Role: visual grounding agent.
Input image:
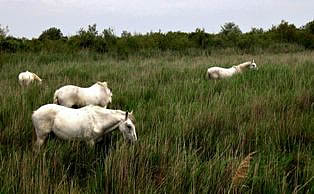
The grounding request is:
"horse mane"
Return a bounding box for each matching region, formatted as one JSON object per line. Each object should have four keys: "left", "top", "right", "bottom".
{"left": 112, "top": 109, "right": 136, "bottom": 123}
{"left": 237, "top": 61, "right": 251, "bottom": 68}
{"left": 96, "top": 81, "right": 108, "bottom": 88}
{"left": 86, "top": 105, "right": 135, "bottom": 123}
{"left": 128, "top": 112, "right": 136, "bottom": 123}
{"left": 110, "top": 109, "right": 136, "bottom": 123}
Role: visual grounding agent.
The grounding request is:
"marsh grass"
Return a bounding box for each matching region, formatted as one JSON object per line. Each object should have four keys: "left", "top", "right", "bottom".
{"left": 0, "top": 51, "right": 313, "bottom": 193}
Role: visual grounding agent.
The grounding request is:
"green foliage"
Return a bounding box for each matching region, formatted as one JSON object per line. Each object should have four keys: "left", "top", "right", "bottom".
{"left": 0, "top": 37, "right": 30, "bottom": 52}
{"left": 269, "top": 20, "right": 298, "bottom": 43}
{"left": 220, "top": 22, "right": 242, "bottom": 36}
{"left": 189, "top": 28, "right": 211, "bottom": 49}
{"left": 38, "top": 27, "right": 63, "bottom": 41}
{"left": 1, "top": 20, "right": 314, "bottom": 55}
{"left": 0, "top": 24, "right": 9, "bottom": 39}
{"left": 219, "top": 22, "right": 242, "bottom": 47}
{"left": 76, "top": 24, "right": 98, "bottom": 49}
{"left": 101, "top": 28, "right": 117, "bottom": 52}
{"left": 304, "top": 20, "right": 314, "bottom": 34}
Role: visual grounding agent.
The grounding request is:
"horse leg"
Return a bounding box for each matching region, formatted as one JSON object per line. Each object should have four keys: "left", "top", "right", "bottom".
{"left": 34, "top": 133, "right": 48, "bottom": 152}
{"left": 208, "top": 73, "right": 212, "bottom": 80}
{"left": 32, "top": 122, "right": 50, "bottom": 152}
{"left": 19, "top": 80, "right": 23, "bottom": 87}
{"left": 22, "top": 80, "right": 28, "bottom": 87}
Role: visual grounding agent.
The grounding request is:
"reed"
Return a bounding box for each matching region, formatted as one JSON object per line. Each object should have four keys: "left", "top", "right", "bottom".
{"left": 0, "top": 51, "right": 313, "bottom": 193}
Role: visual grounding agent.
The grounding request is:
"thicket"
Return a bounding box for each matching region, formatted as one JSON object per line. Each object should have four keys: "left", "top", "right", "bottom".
{"left": 1, "top": 20, "right": 314, "bottom": 56}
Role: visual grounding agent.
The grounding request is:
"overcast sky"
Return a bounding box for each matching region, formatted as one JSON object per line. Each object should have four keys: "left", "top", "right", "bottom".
{"left": 1, "top": 0, "right": 313, "bottom": 38}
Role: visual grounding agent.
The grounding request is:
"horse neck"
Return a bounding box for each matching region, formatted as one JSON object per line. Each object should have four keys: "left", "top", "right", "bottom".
{"left": 92, "top": 108, "right": 126, "bottom": 134}
{"left": 89, "top": 83, "right": 99, "bottom": 89}
{"left": 91, "top": 83, "right": 110, "bottom": 95}
{"left": 103, "top": 120, "right": 123, "bottom": 135}
{"left": 235, "top": 62, "right": 251, "bottom": 72}
{"left": 32, "top": 73, "right": 42, "bottom": 81}
{"left": 105, "top": 112, "right": 128, "bottom": 135}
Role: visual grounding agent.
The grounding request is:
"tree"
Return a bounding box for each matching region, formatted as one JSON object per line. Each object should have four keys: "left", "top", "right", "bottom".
{"left": 101, "top": 28, "right": 117, "bottom": 51}
{"left": 249, "top": 27, "right": 263, "bottom": 34}
{"left": 121, "top": 30, "right": 131, "bottom": 38}
{"left": 0, "top": 25, "right": 9, "bottom": 39}
{"left": 219, "top": 22, "right": 242, "bottom": 47}
{"left": 272, "top": 20, "right": 297, "bottom": 43}
{"left": 299, "top": 20, "right": 314, "bottom": 49}
{"left": 304, "top": 20, "right": 314, "bottom": 34}
{"left": 102, "top": 28, "right": 115, "bottom": 39}
{"left": 76, "top": 24, "right": 98, "bottom": 49}
{"left": 38, "top": 27, "right": 63, "bottom": 40}
{"left": 268, "top": 20, "right": 298, "bottom": 43}
{"left": 189, "top": 28, "right": 209, "bottom": 49}
{"left": 220, "top": 22, "right": 242, "bottom": 36}
{"left": 86, "top": 24, "right": 98, "bottom": 36}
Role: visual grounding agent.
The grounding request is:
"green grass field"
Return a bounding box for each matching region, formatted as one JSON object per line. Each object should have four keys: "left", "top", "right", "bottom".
{"left": 0, "top": 51, "right": 313, "bottom": 193}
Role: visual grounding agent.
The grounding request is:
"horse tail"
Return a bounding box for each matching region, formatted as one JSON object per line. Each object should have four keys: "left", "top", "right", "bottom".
{"left": 207, "top": 69, "right": 212, "bottom": 79}
{"left": 32, "top": 105, "right": 58, "bottom": 150}
{"left": 207, "top": 68, "right": 220, "bottom": 80}
{"left": 207, "top": 71, "right": 211, "bottom": 79}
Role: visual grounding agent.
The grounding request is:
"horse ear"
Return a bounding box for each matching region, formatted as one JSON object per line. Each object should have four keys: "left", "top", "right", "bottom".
{"left": 96, "top": 81, "right": 107, "bottom": 88}
{"left": 125, "top": 112, "right": 128, "bottom": 121}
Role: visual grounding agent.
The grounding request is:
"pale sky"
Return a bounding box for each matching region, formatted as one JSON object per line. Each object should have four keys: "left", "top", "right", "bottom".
{"left": 1, "top": 0, "right": 313, "bottom": 38}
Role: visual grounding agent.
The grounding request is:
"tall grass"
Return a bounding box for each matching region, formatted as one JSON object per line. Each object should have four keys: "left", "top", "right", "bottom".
{"left": 0, "top": 51, "right": 313, "bottom": 193}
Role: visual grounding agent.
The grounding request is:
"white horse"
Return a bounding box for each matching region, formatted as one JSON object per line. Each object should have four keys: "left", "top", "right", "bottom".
{"left": 53, "top": 81, "right": 112, "bottom": 108}
{"left": 18, "top": 71, "right": 42, "bottom": 86}
{"left": 32, "top": 104, "right": 137, "bottom": 149}
{"left": 207, "top": 60, "right": 257, "bottom": 79}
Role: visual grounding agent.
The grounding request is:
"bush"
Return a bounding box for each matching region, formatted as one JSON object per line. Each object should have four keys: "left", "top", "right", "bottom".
{"left": 38, "top": 27, "right": 63, "bottom": 41}
{"left": 1, "top": 20, "right": 314, "bottom": 54}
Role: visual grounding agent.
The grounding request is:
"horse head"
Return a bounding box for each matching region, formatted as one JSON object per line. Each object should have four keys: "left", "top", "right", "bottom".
{"left": 249, "top": 59, "right": 258, "bottom": 70}
{"left": 119, "top": 111, "right": 137, "bottom": 143}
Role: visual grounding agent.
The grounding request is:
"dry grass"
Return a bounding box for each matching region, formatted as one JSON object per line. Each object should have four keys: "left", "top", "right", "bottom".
{"left": 232, "top": 151, "right": 257, "bottom": 187}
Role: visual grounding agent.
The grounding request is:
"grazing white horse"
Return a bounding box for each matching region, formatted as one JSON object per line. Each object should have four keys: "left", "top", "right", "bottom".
{"left": 18, "top": 71, "right": 42, "bottom": 86}
{"left": 53, "top": 81, "right": 112, "bottom": 108}
{"left": 32, "top": 104, "right": 137, "bottom": 149}
{"left": 207, "top": 60, "right": 257, "bottom": 79}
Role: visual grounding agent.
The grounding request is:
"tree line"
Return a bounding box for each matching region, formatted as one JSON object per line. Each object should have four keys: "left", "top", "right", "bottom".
{"left": 1, "top": 20, "right": 314, "bottom": 57}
